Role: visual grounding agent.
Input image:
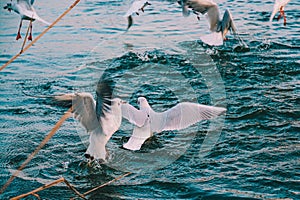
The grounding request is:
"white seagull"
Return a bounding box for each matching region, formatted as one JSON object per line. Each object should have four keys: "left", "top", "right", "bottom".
{"left": 55, "top": 92, "right": 125, "bottom": 162}
{"left": 269, "top": 0, "right": 290, "bottom": 26}
{"left": 123, "top": 97, "right": 227, "bottom": 151}
{"left": 179, "top": 0, "right": 237, "bottom": 46}
{"left": 124, "top": 0, "right": 151, "bottom": 30}
{"left": 3, "top": 0, "right": 50, "bottom": 41}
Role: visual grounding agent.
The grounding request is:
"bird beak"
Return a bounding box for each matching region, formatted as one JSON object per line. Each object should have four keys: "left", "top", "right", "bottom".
{"left": 121, "top": 100, "right": 127, "bottom": 104}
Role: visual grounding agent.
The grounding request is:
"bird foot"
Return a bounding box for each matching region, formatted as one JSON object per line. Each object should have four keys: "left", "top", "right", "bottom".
{"left": 84, "top": 153, "right": 94, "bottom": 161}
{"left": 16, "top": 32, "right": 22, "bottom": 40}
{"left": 28, "top": 34, "right": 32, "bottom": 41}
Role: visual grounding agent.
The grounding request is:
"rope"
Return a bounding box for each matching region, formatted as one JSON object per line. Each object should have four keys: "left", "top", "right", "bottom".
{"left": 0, "top": 107, "right": 73, "bottom": 194}
{"left": 20, "top": 19, "right": 32, "bottom": 53}
{"left": 70, "top": 172, "right": 132, "bottom": 200}
{"left": 0, "top": 0, "right": 81, "bottom": 72}
{"left": 10, "top": 177, "right": 87, "bottom": 200}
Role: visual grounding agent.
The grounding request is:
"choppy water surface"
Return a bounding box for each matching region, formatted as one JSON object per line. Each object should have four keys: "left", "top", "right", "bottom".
{"left": 0, "top": 0, "right": 299, "bottom": 199}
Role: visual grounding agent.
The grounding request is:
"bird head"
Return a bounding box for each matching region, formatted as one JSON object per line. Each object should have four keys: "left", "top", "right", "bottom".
{"left": 137, "top": 97, "right": 150, "bottom": 109}
{"left": 112, "top": 98, "right": 126, "bottom": 107}
{"left": 3, "top": 3, "right": 12, "bottom": 12}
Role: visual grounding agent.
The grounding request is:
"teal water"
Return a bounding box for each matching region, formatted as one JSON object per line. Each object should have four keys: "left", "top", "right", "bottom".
{"left": 0, "top": 0, "right": 299, "bottom": 199}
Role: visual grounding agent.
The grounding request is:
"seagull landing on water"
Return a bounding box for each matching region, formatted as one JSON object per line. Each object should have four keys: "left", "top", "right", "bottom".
{"left": 124, "top": 0, "right": 151, "bottom": 30}
{"left": 123, "top": 97, "right": 226, "bottom": 151}
{"left": 269, "top": 0, "right": 290, "bottom": 26}
{"left": 3, "top": 0, "right": 50, "bottom": 41}
{"left": 55, "top": 93, "right": 126, "bottom": 162}
{"left": 179, "top": 0, "right": 237, "bottom": 46}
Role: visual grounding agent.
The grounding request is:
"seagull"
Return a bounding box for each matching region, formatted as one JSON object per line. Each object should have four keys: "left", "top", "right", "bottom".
{"left": 55, "top": 92, "right": 125, "bottom": 162}
{"left": 54, "top": 79, "right": 147, "bottom": 162}
{"left": 124, "top": 0, "right": 151, "bottom": 30}
{"left": 123, "top": 97, "right": 227, "bottom": 151}
{"left": 179, "top": 0, "right": 237, "bottom": 46}
{"left": 269, "top": 0, "right": 290, "bottom": 26}
{"left": 3, "top": 0, "right": 50, "bottom": 41}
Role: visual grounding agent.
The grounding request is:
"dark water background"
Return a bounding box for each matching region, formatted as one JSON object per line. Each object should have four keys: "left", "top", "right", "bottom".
{"left": 0, "top": 0, "right": 299, "bottom": 199}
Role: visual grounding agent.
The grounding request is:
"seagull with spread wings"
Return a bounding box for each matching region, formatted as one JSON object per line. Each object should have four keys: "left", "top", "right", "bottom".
{"left": 56, "top": 93, "right": 125, "bottom": 162}
{"left": 3, "top": 0, "right": 50, "bottom": 41}
{"left": 269, "top": 0, "right": 290, "bottom": 26}
{"left": 54, "top": 80, "right": 146, "bottom": 162}
{"left": 123, "top": 97, "right": 226, "bottom": 151}
{"left": 179, "top": 0, "right": 237, "bottom": 46}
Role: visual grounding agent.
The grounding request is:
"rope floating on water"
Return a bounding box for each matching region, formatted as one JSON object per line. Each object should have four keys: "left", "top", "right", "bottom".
{"left": 10, "top": 172, "right": 132, "bottom": 200}
{"left": 0, "top": 0, "right": 81, "bottom": 72}
{"left": 10, "top": 177, "right": 86, "bottom": 200}
{"left": 0, "top": 107, "right": 73, "bottom": 194}
{"left": 70, "top": 172, "right": 132, "bottom": 200}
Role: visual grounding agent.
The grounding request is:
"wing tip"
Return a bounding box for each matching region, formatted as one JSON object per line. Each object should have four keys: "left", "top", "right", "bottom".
{"left": 200, "top": 32, "right": 224, "bottom": 46}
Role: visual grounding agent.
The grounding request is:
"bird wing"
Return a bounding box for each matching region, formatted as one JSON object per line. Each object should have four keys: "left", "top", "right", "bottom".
{"left": 55, "top": 93, "right": 100, "bottom": 132}
{"left": 200, "top": 31, "right": 223, "bottom": 46}
{"left": 17, "top": 2, "right": 50, "bottom": 25}
{"left": 220, "top": 9, "right": 236, "bottom": 35}
{"left": 18, "top": 0, "right": 34, "bottom": 11}
{"left": 123, "top": 119, "right": 151, "bottom": 151}
{"left": 178, "top": 0, "right": 190, "bottom": 16}
{"left": 124, "top": 0, "right": 148, "bottom": 17}
{"left": 186, "top": 0, "right": 220, "bottom": 31}
{"left": 18, "top": 0, "right": 35, "bottom": 5}
{"left": 121, "top": 103, "right": 148, "bottom": 127}
{"left": 150, "top": 102, "right": 226, "bottom": 133}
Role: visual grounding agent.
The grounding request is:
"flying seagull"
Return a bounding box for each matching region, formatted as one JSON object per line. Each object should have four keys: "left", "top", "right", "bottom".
{"left": 123, "top": 97, "right": 226, "bottom": 151}
{"left": 269, "top": 0, "right": 290, "bottom": 26}
{"left": 124, "top": 0, "right": 151, "bottom": 30}
{"left": 179, "top": 0, "right": 237, "bottom": 46}
{"left": 3, "top": 0, "right": 50, "bottom": 41}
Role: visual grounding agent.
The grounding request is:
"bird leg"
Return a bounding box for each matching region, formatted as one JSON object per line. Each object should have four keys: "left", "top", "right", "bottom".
{"left": 283, "top": 11, "right": 287, "bottom": 26}
{"left": 16, "top": 20, "right": 22, "bottom": 40}
{"left": 277, "top": 6, "right": 284, "bottom": 21}
{"left": 277, "top": 7, "right": 287, "bottom": 26}
{"left": 28, "top": 21, "right": 33, "bottom": 41}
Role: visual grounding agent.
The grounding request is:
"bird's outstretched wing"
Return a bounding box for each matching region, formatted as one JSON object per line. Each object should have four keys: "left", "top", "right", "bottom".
{"left": 151, "top": 102, "right": 226, "bottom": 133}
{"left": 55, "top": 93, "right": 99, "bottom": 132}
{"left": 185, "top": 0, "right": 220, "bottom": 31}
{"left": 121, "top": 103, "right": 148, "bottom": 127}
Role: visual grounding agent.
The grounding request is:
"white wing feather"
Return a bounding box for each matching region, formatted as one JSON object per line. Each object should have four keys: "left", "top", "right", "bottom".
{"left": 124, "top": 0, "right": 148, "bottom": 17}
{"left": 121, "top": 103, "right": 148, "bottom": 127}
{"left": 200, "top": 31, "right": 223, "bottom": 46}
{"left": 151, "top": 102, "right": 226, "bottom": 133}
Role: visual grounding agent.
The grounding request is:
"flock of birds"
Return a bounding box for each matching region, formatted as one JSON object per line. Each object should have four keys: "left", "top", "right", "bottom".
{"left": 4, "top": 0, "right": 291, "bottom": 45}
{"left": 3, "top": 0, "right": 292, "bottom": 162}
